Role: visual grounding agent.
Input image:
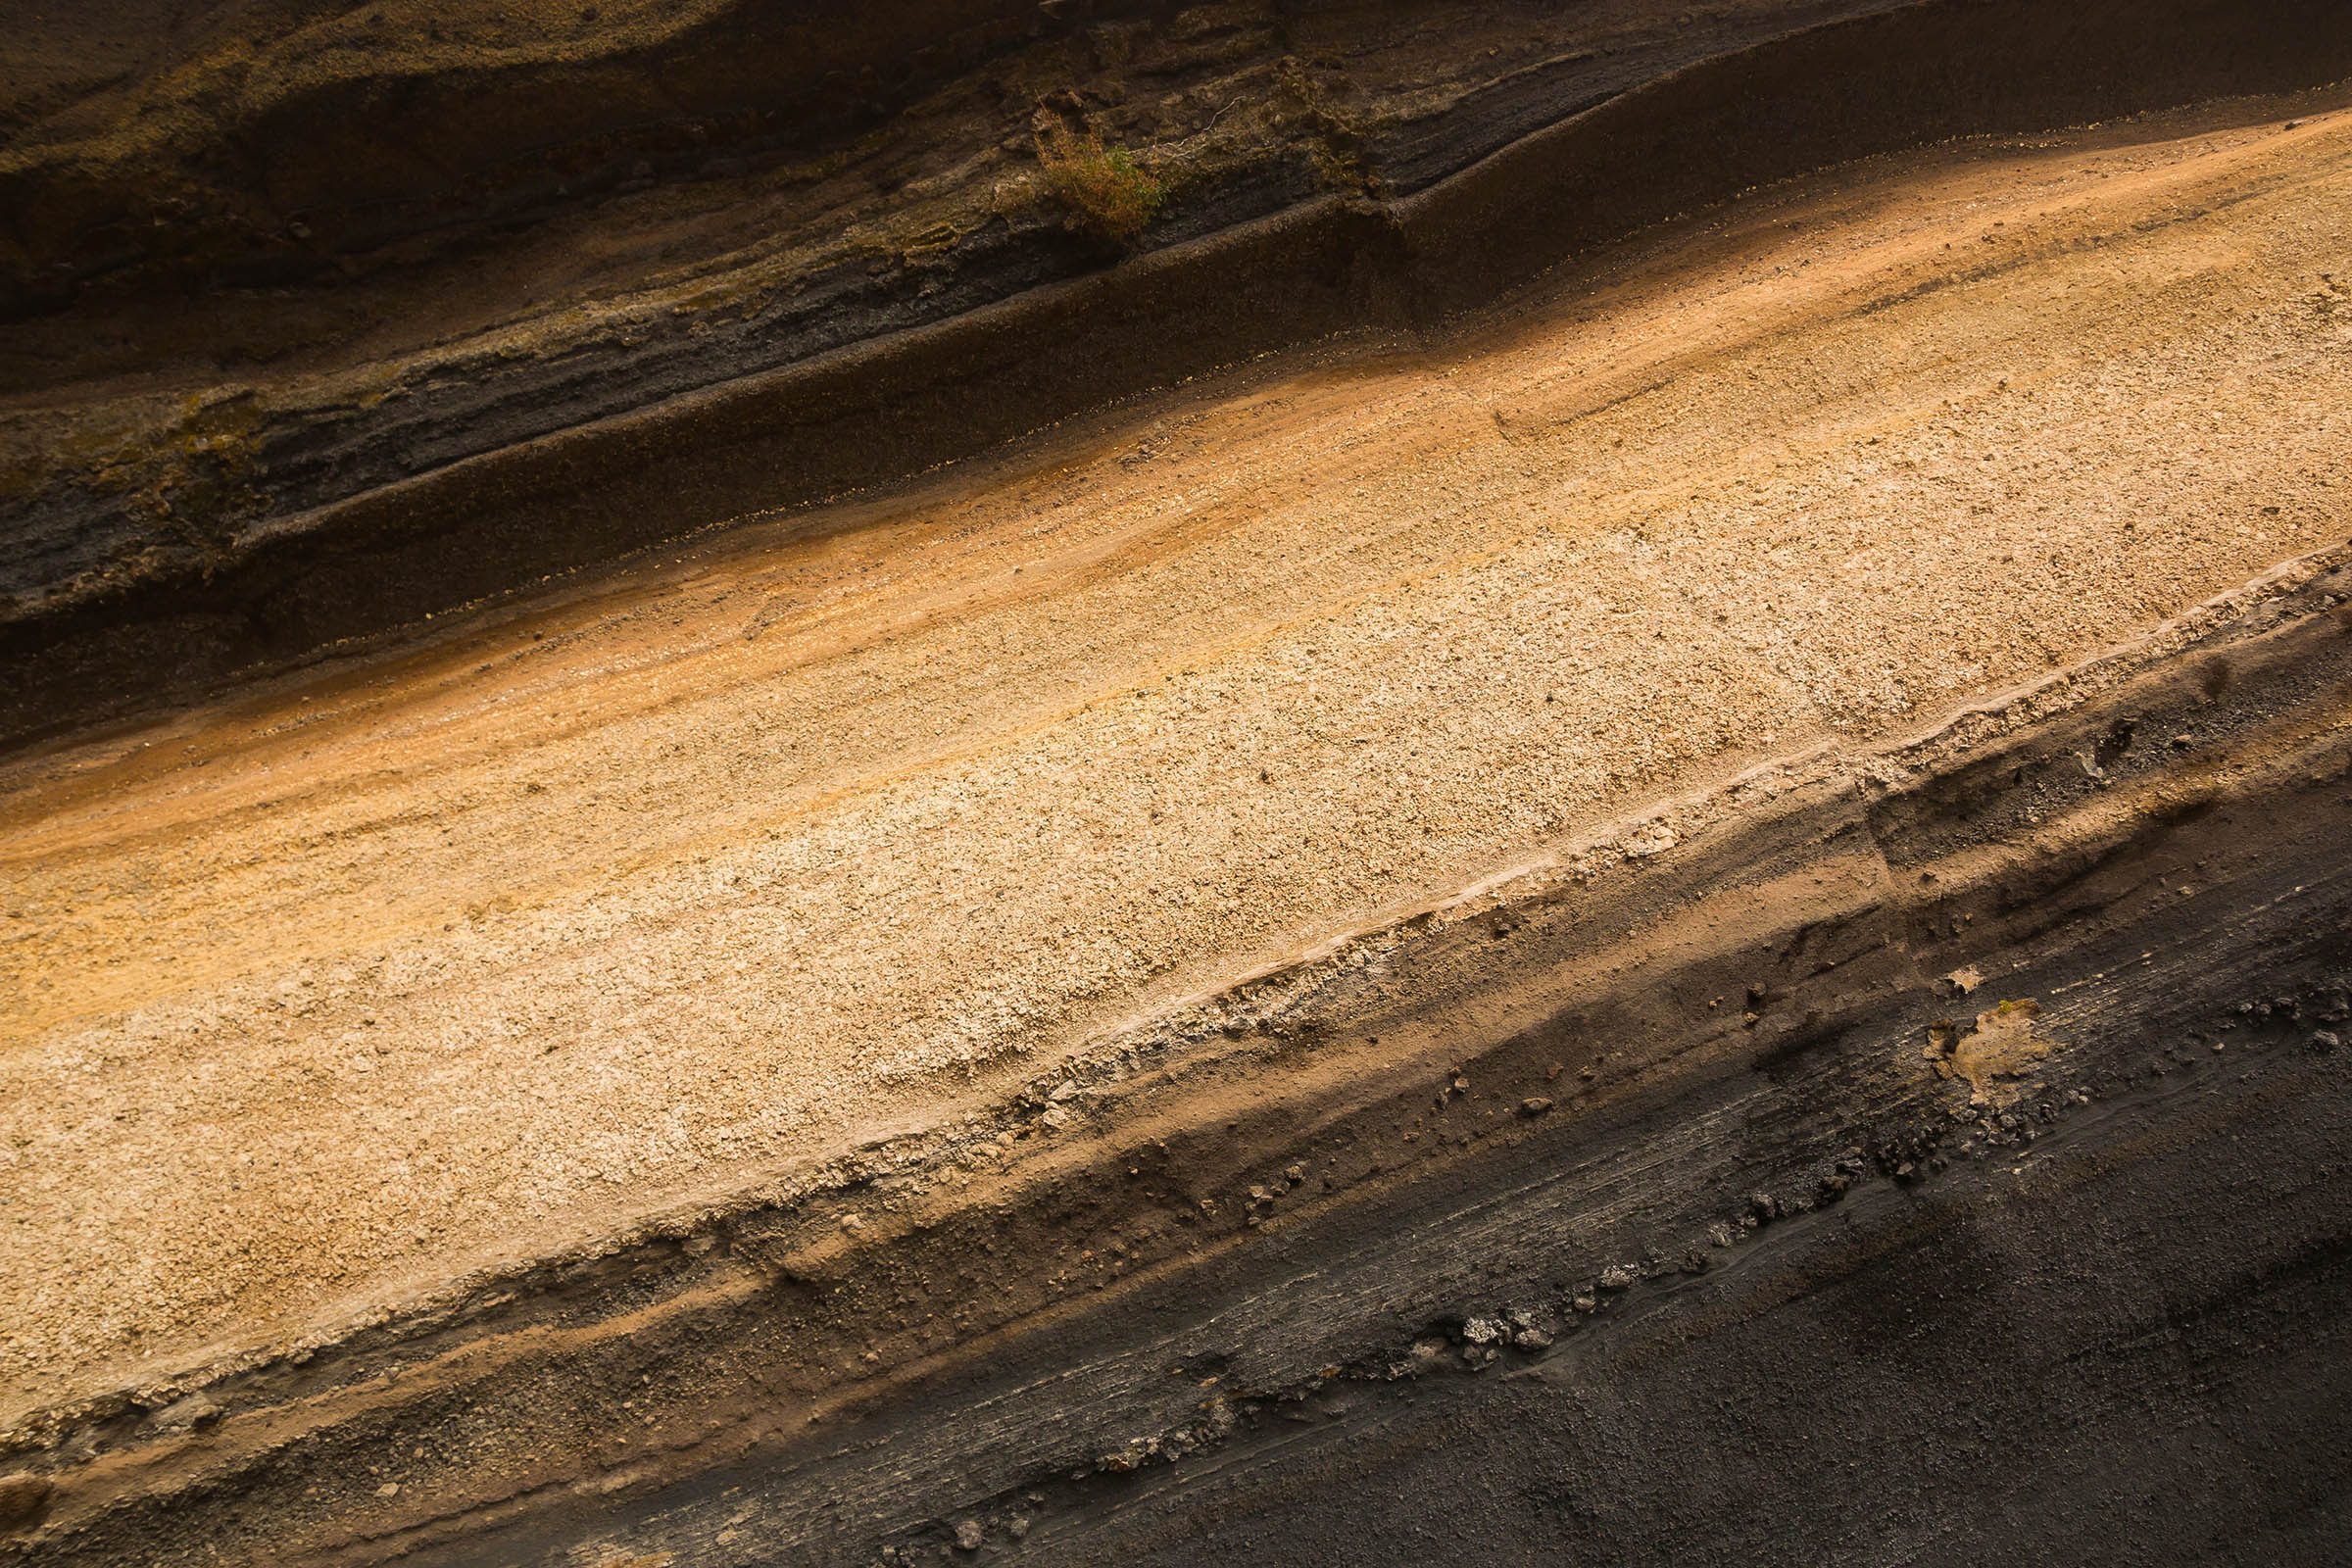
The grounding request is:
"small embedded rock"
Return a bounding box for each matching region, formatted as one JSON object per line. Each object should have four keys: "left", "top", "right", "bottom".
{"left": 1462, "top": 1316, "right": 1509, "bottom": 1346}
{"left": 155, "top": 1393, "right": 220, "bottom": 1431}
{"left": 1519, "top": 1097, "right": 1554, "bottom": 1116}
{"left": 2313, "top": 1029, "right": 2341, "bottom": 1054}
{"left": 955, "top": 1517, "right": 984, "bottom": 1551}
{"left": 1391, "top": 1336, "right": 1450, "bottom": 1378}
{"left": 1598, "top": 1263, "right": 1639, "bottom": 1291}
{"left": 0, "top": 1473, "right": 53, "bottom": 1528}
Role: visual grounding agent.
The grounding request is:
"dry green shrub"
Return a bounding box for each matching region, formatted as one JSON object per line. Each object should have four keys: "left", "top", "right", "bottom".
{"left": 1034, "top": 121, "right": 1166, "bottom": 245}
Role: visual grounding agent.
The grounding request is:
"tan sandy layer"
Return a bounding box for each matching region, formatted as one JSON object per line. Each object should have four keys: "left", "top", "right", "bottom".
{"left": 3, "top": 105, "right": 2349, "bottom": 1419}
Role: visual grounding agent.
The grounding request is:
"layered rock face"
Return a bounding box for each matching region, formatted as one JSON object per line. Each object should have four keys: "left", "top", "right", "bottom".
{"left": 3, "top": 4, "right": 2352, "bottom": 1566}
{"left": 6, "top": 0, "right": 2352, "bottom": 741}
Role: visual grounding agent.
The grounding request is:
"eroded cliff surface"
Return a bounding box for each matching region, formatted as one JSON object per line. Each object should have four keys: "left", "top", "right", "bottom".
{"left": 2, "top": 6, "right": 2351, "bottom": 1565}
{"left": 5, "top": 0, "right": 2352, "bottom": 743}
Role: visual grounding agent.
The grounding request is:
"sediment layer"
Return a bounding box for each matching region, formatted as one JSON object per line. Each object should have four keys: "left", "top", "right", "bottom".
{"left": 8, "top": 95, "right": 2350, "bottom": 1436}
{"left": 5, "top": 0, "right": 2351, "bottom": 744}
{"left": 7, "top": 531, "right": 2348, "bottom": 1566}
{"left": 6, "top": 11, "right": 2352, "bottom": 1564}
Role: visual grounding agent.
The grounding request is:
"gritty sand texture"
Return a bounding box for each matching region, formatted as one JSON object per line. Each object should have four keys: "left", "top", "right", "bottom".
{"left": 3, "top": 106, "right": 2349, "bottom": 1418}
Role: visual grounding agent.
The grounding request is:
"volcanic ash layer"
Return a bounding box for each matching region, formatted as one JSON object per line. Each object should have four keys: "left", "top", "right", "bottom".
{"left": 10, "top": 555, "right": 2352, "bottom": 1565}
{"left": 7, "top": 0, "right": 2352, "bottom": 743}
